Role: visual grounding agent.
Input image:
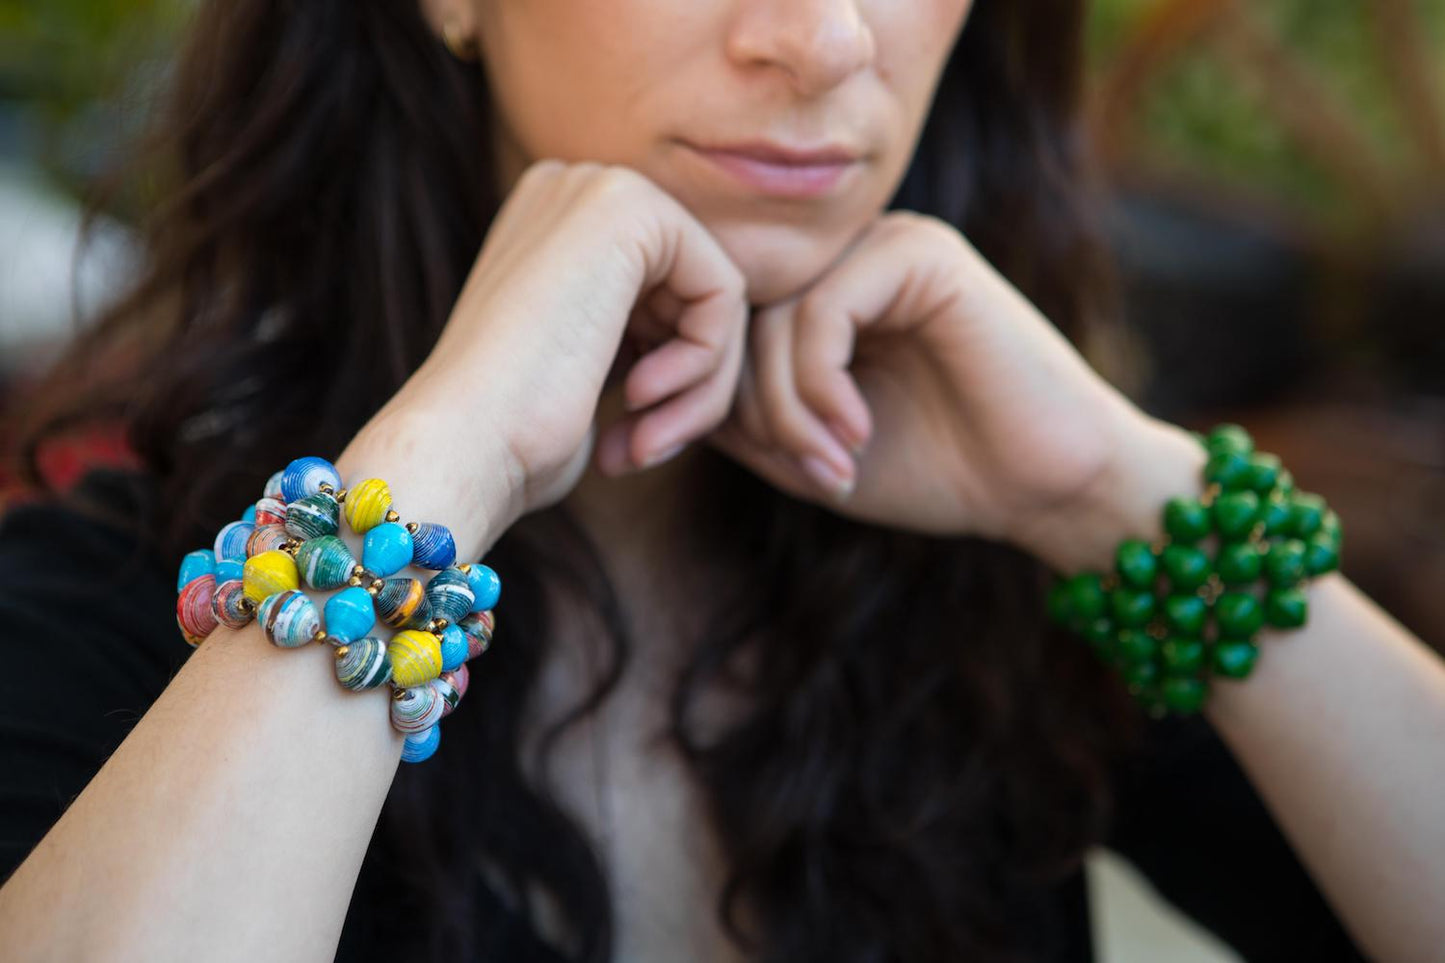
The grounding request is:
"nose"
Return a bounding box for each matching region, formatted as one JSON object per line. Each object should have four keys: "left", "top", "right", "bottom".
{"left": 727, "top": 0, "right": 877, "bottom": 97}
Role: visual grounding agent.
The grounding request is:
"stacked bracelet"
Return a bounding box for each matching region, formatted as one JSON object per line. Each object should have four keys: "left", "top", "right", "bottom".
{"left": 1046, "top": 423, "right": 1343, "bottom": 717}
{"left": 174, "top": 456, "right": 501, "bottom": 764}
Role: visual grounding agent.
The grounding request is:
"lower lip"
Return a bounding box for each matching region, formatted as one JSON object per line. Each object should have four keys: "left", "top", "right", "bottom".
{"left": 687, "top": 147, "right": 858, "bottom": 198}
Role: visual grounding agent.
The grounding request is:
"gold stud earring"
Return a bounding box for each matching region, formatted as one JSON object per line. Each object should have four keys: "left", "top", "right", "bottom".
{"left": 442, "top": 21, "right": 477, "bottom": 61}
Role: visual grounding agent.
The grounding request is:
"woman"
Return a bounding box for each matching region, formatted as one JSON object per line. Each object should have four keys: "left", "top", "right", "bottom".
{"left": 0, "top": 0, "right": 1440, "bottom": 960}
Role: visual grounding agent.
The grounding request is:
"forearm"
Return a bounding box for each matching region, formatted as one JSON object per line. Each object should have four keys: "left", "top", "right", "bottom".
{"left": 1022, "top": 413, "right": 1445, "bottom": 961}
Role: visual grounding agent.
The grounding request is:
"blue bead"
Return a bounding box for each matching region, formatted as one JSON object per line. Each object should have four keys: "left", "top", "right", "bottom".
{"left": 177, "top": 549, "right": 216, "bottom": 592}
{"left": 323, "top": 586, "right": 376, "bottom": 644}
{"left": 280, "top": 456, "right": 342, "bottom": 504}
{"left": 410, "top": 522, "right": 456, "bottom": 570}
{"left": 241, "top": 503, "right": 257, "bottom": 524}
{"left": 466, "top": 563, "right": 501, "bottom": 612}
{"left": 215, "top": 558, "right": 245, "bottom": 583}
{"left": 439, "top": 624, "right": 468, "bottom": 673}
{"left": 363, "top": 522, "right": 413, "bottom": 578}
{"left": 400, "top": 723, "right": 441, "bottom": 764}
{"left": 214, "top": 520, "right": 255, "bottom": 561}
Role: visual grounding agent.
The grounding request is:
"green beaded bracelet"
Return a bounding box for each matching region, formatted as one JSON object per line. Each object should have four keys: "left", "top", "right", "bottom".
{"left": 1046, "top": 423, "right": 1343, "bottom": 717}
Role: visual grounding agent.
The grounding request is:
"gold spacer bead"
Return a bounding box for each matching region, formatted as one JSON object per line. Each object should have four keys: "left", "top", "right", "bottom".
{"left": 426, "top": 618, "right": 450, "bottom": 634}
{"left": 318, "top": 482, "right": 336, "bottom": 497}
{"left": 405, "top": 521, "right": 419, "bottom": 534}
{"left": 392, "top": 686, "right": 407, "bottom": 700}
{"left": 335, "top": 645, "right": 350, "bottom": 658}
{"left": 335, "top": 487, "right": 348, "bottom": 503}
{"left": 385, "top": 509, "right": 401, "bottom": 524}
{"left": 313, "top": 629, "right": 329, "bottom": 644}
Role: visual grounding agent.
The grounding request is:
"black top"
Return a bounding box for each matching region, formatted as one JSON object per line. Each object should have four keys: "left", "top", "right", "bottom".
{"left": 0, "top": 469, "right": 1367, "bottom": 961}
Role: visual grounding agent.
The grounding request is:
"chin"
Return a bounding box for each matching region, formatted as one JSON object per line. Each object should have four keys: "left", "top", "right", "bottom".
{"left": 703, "top": 218, "right": 863, "bottom": 307}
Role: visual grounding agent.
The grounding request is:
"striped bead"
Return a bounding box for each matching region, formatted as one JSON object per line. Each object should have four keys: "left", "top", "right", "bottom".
{"left": 324, "top": 586, "right": 376, "bottom": 644}
{"left": 214, "top": 521, "right": 255, "bottom": 561}
{"left": 177, "top": 549, "right": 215, "bottom": 592}
{"left": 334, "top": 637, "right": 392, "bottom": 691}
{"left": 438, "top": 623, "right": 468, "bottom": 673}
{"left": 295, "top": 535, "right": 358, "bottom": 591}
{"left": 431, "top": 672, "right": 463, "bottom": 718}
{"left": 177, "top": 574, "right": 218, "bottom": 644}
{"left": 362, "top": 522, "right": 412, "bottom": 578}
{"left": 390, "top": 684, "right": 446, "bottom": 734}
{"left": 424, "top": 567, "right": 474, "bottom": 624}
{"left": 375, "top": 578, "right": 430, "bottom": 630}
{"left": 441, "top": 662, "right": 469, "bottom": 703}
{"left": 400, "top": 724, "right": 441, "bottom": 764}
{"left": 280, "top": 456, "right": 342, "bottom": 504}
{"left": 387, "top": 630, "right": 443, "bottom": 688}
{"left": 408, "top": 522, "right": 456, "bottom": 570}
{"left": 259, "top": 590, "right": 321, "bottom": 648}
{"left": 263, "top": 469, "right": 285, "bottom": 500}
{"left": 254, "top": 496, "right": 287, "bottom": 527}
{"left": 243, "top": 549, "right": 300, "bottom": 604}
{"left": 285, "top": 492, "right": 340, "bottom": 541}
{"left": 464, "top": 563, "right": 501, "bottom": 612}
{"left": 211, "top": 578, "right": 254, "bottom": 629}
{"left": 245, "top": 523, "right": 291, "bottom": 557}
{"left": 343, "top": 478, "right": 392, "bottom": 533}
{"left": 458, "top": 610, "right": 494, "bottom": 659}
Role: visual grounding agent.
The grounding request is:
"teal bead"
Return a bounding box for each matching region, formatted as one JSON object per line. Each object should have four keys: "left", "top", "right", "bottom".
{"left": 1115, "top": 540, "right": 1159, "bottom": 590}
{"left": 1063, "top": 573, "right": 1108, "bottom": 624}
{"left": 1265, "top": 586, "right": 1309, "bottom": 628}
{"left": 1160, "top": 637, "right": 1205, "bottom": 674}
{"left": 1212, "top": 490, "right": 1260, "bottom": 542}
{"left": 1205, "top": 449, "right": 1253, "bottom": 492}
{"left": 177, "top": 549, "right": 216, "bottom": 592}
{"left": 1205, "top": 423, "right": 1253, "bottom": 456}
{"left": 1163, "top": 497, "right": 1211, "bottom": 543}
{"left": 424, "top": 567, "right": 474, "bottom": 625}
{"left": 1263, "top": 539, "right": 1307, "bottom": 585}
{"left": 1244, "top": 451, "right": 1282, "bottom": 493}
{"left": 324, "top": 586, "right": 377, "bottom": 644}
{"left": 295, "top": 534, "right": 358, "bottom": 590}
{"left": 1110, "top": 588, "right": 1156, "bottom": 627}
{"left": 216, "top": 558, "right": 244, "bottom": 584}
{"left": 1161, "top": 543, "right": 1211, "bottom": 591}
{"left": 1288, "top": 492, "right": 1327, "bottom": 539}
{"left": 1303, "top": 533, "right": 1340, "bottom": 576}
{"left": 285, "top": 492, "right": 340, "bottom": 541}
{"left": 1162, "top": 675, "right": 1209, "bottom": 714}
{"left": 465, "top": 563, "right": 501, "bottom": 612}
{"left": 1259, "top": 493, "right": 1294, "bottom": 537}
{"left": 1122, "top": 659, "right": 1159, "bottom": 690}
{"left": 439, "top": 624, "right": 469, "bottom": 672}
{"left": 1212, "top": 638, "right": 1259, "bottom": 679}
{"left": 1116, "top": 628, "right": 1157, "bottom": 663}
{"left": 1216, "top": 591, "right": 1265, "bottom": 637}
{"left": 1215, "top": 542, "right": 1263, "bottom": 585}
{"left": 400, "top": 723, "right": 441, "bottom": 764}
{"left": 1163, "top": 595, "right": 1208, "bottom": 635}
{"left": 362, "top": 522, "right": 414, "bottom": 578}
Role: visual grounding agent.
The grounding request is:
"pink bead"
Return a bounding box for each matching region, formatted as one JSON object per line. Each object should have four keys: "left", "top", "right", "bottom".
{"left": 177, "top": 574, "right": 218, "bottom": 642}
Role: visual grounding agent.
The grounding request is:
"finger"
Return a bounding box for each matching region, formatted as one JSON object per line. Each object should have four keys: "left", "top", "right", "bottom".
{"left": 791, "top": 299, "right": 873, "bottom": 455}
{"left": 752, "top": 304, "right": 856, "bottom": 488}
{"left": 731, "top": 350, "right": 774, "bottom": 448}
{"left": 623, "top": 337, "right": 719, "bottom": 413}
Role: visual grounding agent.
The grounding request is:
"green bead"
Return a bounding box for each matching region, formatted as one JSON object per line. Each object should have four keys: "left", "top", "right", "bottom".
{"left": 1161, "top": 637, "right": 1205, "bottom": 674}
{"left": 1206, "top": 423, "right": 1253, "bottom": 457}
{"left": 1288, "top": 492, "right": 1327, "bottom": 539}
{"left": 1275, "top": 468, "right": 1296, "bottom": 496}
{"left": 1122, "top": 659, "right": 1160, "bottom": 690}
{"left": 1188, "top": 429, "right": 1208, "bottom": 448}
{"left": 1215, "top": 542, "right": 1263, "bottom": 585}
{"left": 1162, "top": 675, "right": 1209, "bottom": 714}
{"left": 1263, "top": 539, "right": 1307, "bottom": 585}
{"left": 1212, "top": 490, "right": 1261, "bottom": 542}
{"left": 1161, "top": 543, "right": 1211, "bottom": 591}
{"left": 1244, "top": 451, "right": 1282, "bottom": 493}
{"left": 1163, "top": 594, "right": 1208, "bottom": 635}
{"left": 1110, "top": 588, "right": 1157, "bottom": 627}
{"left": 1259, "top": 493, "right": 1294, "bottom": 537}
{"left": 1046, "top": 581, "right": 1073, "bottom": 626}
{"left": 1082, "top": 617, "right": 1116, "bottom": 647}
{"left": 1116, "top": 628, "right": 1157, "bottom": 663}
{"left": 1216, "top": 591, "right": 1265, "bottom": 637}
{"left": 1319, "top": 509, "right": 1342, "bottom": 544}
{"left": 1063, "top": 573, "right": 1108, "bottom": 623}
{"left": 1205, "top": 450, "right": 1253, "bottom": 492}
{"left": 1212, "top": 639, "right": 1259, "bottom": 679}
{"left": 1164, "top": 497, "right": 1211, "bottom": 544}
{"left": 1265, "top": 586, "right": 1309, "bottom": 628}
{"left": 1303, "top": 533, "right": 1340, "bottom": 576}
{"left": 1115, "top": 539, "right": 1159, "bottom": 590}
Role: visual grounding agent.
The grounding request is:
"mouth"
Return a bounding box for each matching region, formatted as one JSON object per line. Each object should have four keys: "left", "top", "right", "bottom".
{"left": 680, "top": 141, "right": 862, "bottom": 199}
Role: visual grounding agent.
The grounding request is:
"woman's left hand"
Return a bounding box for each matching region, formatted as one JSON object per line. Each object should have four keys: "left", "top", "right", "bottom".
{"left": 671, "top": 211, "right": 1169, "bottom": 561}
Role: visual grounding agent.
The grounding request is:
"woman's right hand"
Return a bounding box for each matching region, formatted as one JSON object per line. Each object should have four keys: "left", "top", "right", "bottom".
{"left": 361, "top": 159, "right": 749, "bottom": 548}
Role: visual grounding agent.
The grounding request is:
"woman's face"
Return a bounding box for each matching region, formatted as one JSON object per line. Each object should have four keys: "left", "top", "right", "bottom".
{"left": 443, "top": 0, "right": 974, "bottom": 305}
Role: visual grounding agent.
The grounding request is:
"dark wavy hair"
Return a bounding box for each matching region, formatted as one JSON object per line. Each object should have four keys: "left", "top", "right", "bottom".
{"left": 16, "top": 0, "right": 1142, "bottom": 959}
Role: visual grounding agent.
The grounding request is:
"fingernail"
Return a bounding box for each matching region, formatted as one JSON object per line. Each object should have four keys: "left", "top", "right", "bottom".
{"left": 641, "top": 442, "right": 684, "bottom": 469}
{"left": 799, "top": 453, "right": 854, "bottom": 500}
{"left": 826, "top": 417, "right": 866, "bottom": 456}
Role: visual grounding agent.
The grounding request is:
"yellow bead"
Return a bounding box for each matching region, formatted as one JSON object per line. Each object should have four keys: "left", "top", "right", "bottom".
{"left": 387, "top": 630, "right": 443, "bottom": 688}
{"left": 243, "top": 550, "right": 300, "bottom": 604}
{"left": 343, "top": 478, "right": 393, "bottom": 533}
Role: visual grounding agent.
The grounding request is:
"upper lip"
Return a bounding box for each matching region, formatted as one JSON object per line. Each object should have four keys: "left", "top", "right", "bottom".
{"left": 687, "top": 139, "right": 861, "bottom": 165}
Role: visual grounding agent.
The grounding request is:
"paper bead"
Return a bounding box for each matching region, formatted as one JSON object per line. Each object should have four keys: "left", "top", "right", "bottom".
{"left": 243, "top": 549, "right": 300, "bottom": 604}
{"left": 424, "top": 567, "right": 474, "bottom": 624}
{"left": 431, "top": 672, "right": 463, "bottom": 718}
{"left": 458, "top": 610, "right": 494, "bottom": 659}
{"left": 254, "top": 497, "right": 287, "bottom": 527}
{"left": 245, "top": 523, "right": 291, "bottom": 557}
{"left": 177, "top": 574, "right": 218, "bottom": 643}
{"left": 259, "top": 590, "right": 321, "bottom": 648}
{"left": 464, "top": 563, "right": 501, "bottom": 612}
{"left": 438, "top": 623, "right": 468, "bottom": 672}
{"left": 442, "top": 662, "right": 469, "bottom": 702}
{"left": 241, "top": 503, "right": 257, "bottom": 524}
{"left": 334, "top": 637, "right": 392, "bottom": 691}
{"left": 362, "top": 522, "right": 412, "bottom": 578}
{"left": 211, "top": 578, "right": 254, "bottom": 629}
{"left": 280, "top": 456, "right": 342, "bottom": 504}
{"left": 263, "top": 470, "right": 285, "bottom": 500}
{"left": 295, "top": 535, "right": 357, "bottom": 591}
{"left": 408, "top": 522, "right": 456, "bottom": 570}
{"left": 216, "top": 558, "right": 244, "bottom": 584}
{"left": 214, "top": 521, "right": 255, "bottom": 561}
{"left": 390, "top": 684, "right": 446, "bottom": 734}
{"left": 387, "top": 630, "right": 443, "bottom": 688}
{"left": 177, "top": 549, "right": 215, "bottom": 592}
{"left": 285, "top": 492, "right": 340, "bottom": 541}
{"left": 375, "top": 578, "right": 430, "bottom": 630}
{"left": 324, "top": 586, "right": 376, "bottom": 644}
{"left": 343, "top": 478, "right": 392, "bottom": 533}
{"left": 400, "top": 724, "right": 440, "bottom": 764}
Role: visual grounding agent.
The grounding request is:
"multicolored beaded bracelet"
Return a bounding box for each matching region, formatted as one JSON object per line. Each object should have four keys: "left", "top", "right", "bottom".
{"left": 1046, "top": 423, "right": 1343, "bottom": 717}
{"left": 174, "top": 457, "right": 502, "bottom": 763}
